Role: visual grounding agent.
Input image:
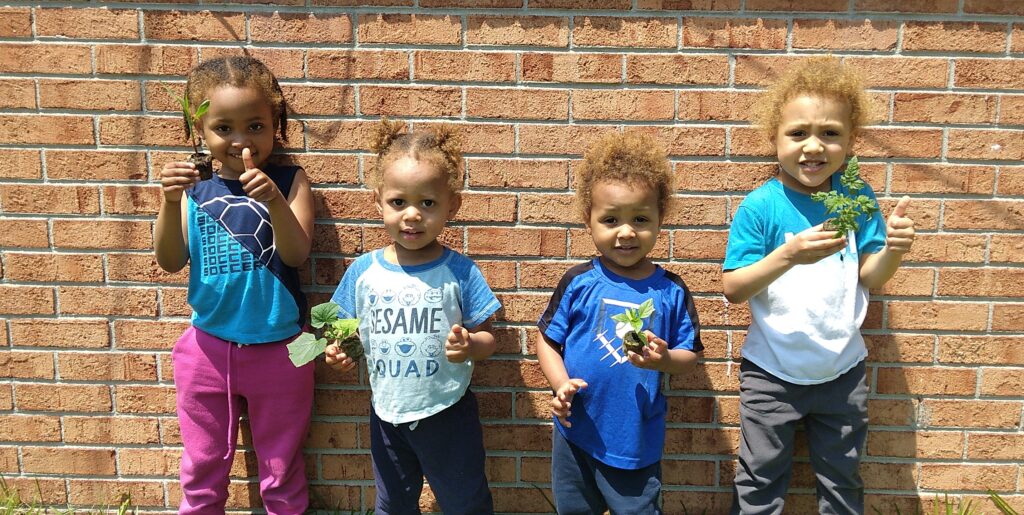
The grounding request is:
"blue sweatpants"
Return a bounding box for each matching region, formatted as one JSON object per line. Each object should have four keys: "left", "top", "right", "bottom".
{"left": 551, "top": 428, "right": 662, "bottom": 515}
{"left": 370, "top": 390, "right": 493, "bottom": 515}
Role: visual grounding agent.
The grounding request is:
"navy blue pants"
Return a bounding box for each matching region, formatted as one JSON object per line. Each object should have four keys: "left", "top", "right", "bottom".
{"left": 370, "top": 390, "right": 494, "bottom": 515}
{"left": 551, "top": 428, "right": 662, "bottom": 515}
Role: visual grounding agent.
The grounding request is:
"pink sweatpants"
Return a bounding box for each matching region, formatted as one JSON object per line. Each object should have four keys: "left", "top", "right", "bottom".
{"left": 172, "top": 326, "right": 314, "bottom": 514}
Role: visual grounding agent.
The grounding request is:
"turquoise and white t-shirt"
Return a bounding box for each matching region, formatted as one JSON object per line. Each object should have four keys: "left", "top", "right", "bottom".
{"left": 723, "top": 174, "right": 887, "bottom": 385}
{"left": 331, "top": 247, "right": 501, "bottom": 424}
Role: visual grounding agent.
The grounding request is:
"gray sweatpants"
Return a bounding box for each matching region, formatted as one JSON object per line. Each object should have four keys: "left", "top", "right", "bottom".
{"left": 730, "top": 360, "right": 869, "bottom": 515}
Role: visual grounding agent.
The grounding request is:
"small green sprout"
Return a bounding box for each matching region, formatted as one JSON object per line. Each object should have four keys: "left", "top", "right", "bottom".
{"left": 158, "top": 82, "right": 214, "bottom": 180}
{"left": 611, "top": 299, "right": 655, "bottom": 355}
{"left": 287, "top": 302, "right": 361, "bottom": 367}
{"left": 810, "top": 156, "right": 879, "bottom": 238}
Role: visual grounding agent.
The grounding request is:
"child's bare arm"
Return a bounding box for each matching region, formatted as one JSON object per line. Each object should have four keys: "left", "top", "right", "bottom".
{"left": 446, "top": 319, "right": 497, "bottom": 363}
{"left": 240, "top": 149, "right": 314, "bottom": 267}
{"left": 860, "top": 197, "right": 915, "bottom": 289}
{"left": 154, "top": 161, "right": 197, "bottom": 272}
{"left": 627, "top": 331, "right": 699, "bottom": 374}
{"left": 536, "top": 332, "right": 587, "bottom": 427}
{"left": 723, "top": 224, "right": 847, "bottom": 303}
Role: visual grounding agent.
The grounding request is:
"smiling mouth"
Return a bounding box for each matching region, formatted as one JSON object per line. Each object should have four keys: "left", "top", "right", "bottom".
{"left": 799, "top": 161, "right": 826, "bottom": 171}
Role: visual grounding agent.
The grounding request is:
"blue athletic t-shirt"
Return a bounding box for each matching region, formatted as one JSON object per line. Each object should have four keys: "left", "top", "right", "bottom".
{"left": 185, "top": 166, "right": 305, "bottom": 344}
{"left": 723, "top": 173, "right": 887, "bottom": 384}
{"left": 538, "top": 258, "right": 702, "bottom": 469}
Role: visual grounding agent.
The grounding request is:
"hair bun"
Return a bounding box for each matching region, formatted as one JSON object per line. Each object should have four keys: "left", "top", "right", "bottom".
{"left": 371, "top": 118, "right": 405, "bottom": 156}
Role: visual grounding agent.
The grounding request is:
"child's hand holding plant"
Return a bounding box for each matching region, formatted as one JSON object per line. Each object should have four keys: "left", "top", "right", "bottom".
{"left": 287, "top": 302, "right": 361, "bottom": 368}
{"left": 811, "top": 157, "right": 879, "bottom": 238}
{"left": 626, "top": 331, "right": 672, "bottom": 371}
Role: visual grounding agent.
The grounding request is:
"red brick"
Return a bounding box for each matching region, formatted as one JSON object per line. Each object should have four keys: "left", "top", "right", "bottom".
{"left": 313, "top": 189, "right": 375, "bottom": 219}
{"left": 3, "top": 253, "right": 104, "bottom": 283}
{"left": 867, "top": 430, "right": 963, "bottom": 459}
{"left": 314, "top": 389, "right": 371, "bottom": 416}
{"left": 0, "top": 150, "right": 40, "bottom": 181}
{"left": 921, "top": 400, "right": 1021, "bottom": 429}
{"left": 1015, "top": 25, "right": 1024, "bottom": 53}
{"left": 999, "top": 166, "right": 1024, "bottom": 195}
{"left": 358, "top": 14, "right": 460, "bottom": 45}
{"left": 468, "top": 159, "right": 573, "bottom": 189}
{"left": 518, "top": 124, "right": 610, "bottom": 155}
{"left": 875, "top": 367, "right": 976, "bottom": 396}
{"left": 306, "top": 120, "right": 379, "bottom": 151}
{"left": 864, "top": 334, "right": 935, "bottom": 363}
{"left": 665, "top": 427, "right": 739, "bottom": 454}
{"left": 734, "top": 55, "right": 821, "bottom": 86}
{"left": 523, "top": 53, "right": 621, "bottom": 83}
{"left": 519, "top": 193, "right": 574, "bottom": 224}
{"left": 322, "top": 453, "right": 373, "bottom": 480}
{"left": 964, "top": 0, "right": 1024, "bottom": 15}
{"left": 96, "top": 44, "right": 198, "bottom": 76}
{"left": 893, "top": 93, "right": 996, "bottom": 125}
{"left": 144, "top": 10, "right": 245, "bottom": 41}
{"left": 956, "top": 59, "right": 1024, "bottom": 89}
{"left": 67, "top": 479, "right": 166, "bottom": 507}
{"left": 0, "top": 7, "right": 30, "bottom": 37}
{"left": 856, "top": 0, "right": 957, "bottom": 11}
{"left": 195, "top": 47, "right": 305, "bottom": 80}
{"left": 858, "top": 128, "right": 942, "bottom": 159}
{"left": 943, "top": 200, "right": 1024, "bottom": 230}
{"left": 493, "top": 295, "right": 551, "bottom": 327}
{"left": 114, "top": 320, "right": 185, "bottom": 351}
{"left": 683, "top": 17, "right": 786, "bottom": 49}
{"left": 421, "top": 0, "right": 519, "bottom": 5}
{"left": 626, "top": 54, "right": 728, "bottom": 85}
{"left": 467, "top": 16, "right": 569, "bottom": 47}
{"left": 871, "top": 268, "right": 934, "bottom": 297}
{"left": 250, "top": 12, "right": 351, "bottom": 43}
{"left": 532, "top": 0, "right": 628, "bottom": 6}
{"left": 360, "top": 86, "right": 461, "bottom": 117}
{"left": 573, "top": 90, "right": 674, "bottom": 121}
{"left": 990, "top": 234, "right": 1024, "bottom": 263}
{"left": 16, "top": 383, "right": 111, "bottom": 412}
{"left": 102, "top": 185, "right": 161, "bottom": 215}
{"left": 416, "top": 51, "right": 516, "bottom": 83}
{"left": 845, "top": 57, "right": 948, "bottom": 88}
{"left": 0, "top": 351, "right": 54, "bottom": 379}
{"left": 290, "top": 154, "right": 359, "bottom": 185}
{"left": 901, "top": 234, "right": 986, "bottom": 264}
{"left": 981, "top": 367, "right": 1024, "bottom": 396}
{"left": 454, "top": 192, "right": 517, "bottom": 223}
{"left": 10, "top": 319, "right": 109, "bottom": 348}
{"left": 993, "top": 304, "right": 1024, "bottom": 331}
{"left": 573, "top": 17, "right": 677, "bottom": 48}
{"left": 747, "top": 0, "right": 847, "bottom": 8}
{"left": 282, "top": 85, "right": 354, "bottom": 116}
{"left": 967, "top": 433, "right": 1024, "bottom": 460}
{"left": 890, "top": 164, "right": 995, "bottom": 195}
{"left": 116, "top": 385, "right": 176, "bottom": 414}
{"left": 59, "top": 352, "right": 158, "bottom": 381}
{"left": 903, "top": 21, "right": 1007, "bottom": 53}
{"left": 0, "top": 44, "right": 91, "bottom": 74}
{"left": 887, "top": 302, "right": 988, "bottom": 331}
{"left": 939, "top": 335, "right": 1024, "bottom": 366}
{"left": 0, "top": 184, "right": 100, "bottom": 215}
{"left": 519, "top": 260, "right": 579, "bottom": 290}
{"left": 22, "top": 447, "right": 116, "bottom": 475}
{"left": 869, "top": 399, "right": 919, "bottom": 426}
{"left": 63, "top": 416, "right": 161, "bottom": 445}
{"left": 638, "top": 0, "right": 740, "bottom": 8}
{"left": 0, "top": 115, "right": 94, "bottom": 145}
{"left": 52, "top": 220, "right": 152, "bottom": 250}
{"left": 664, "top": 196, "right": 728, "bottom": 226}
{"left": 36, "top": 7, "right": 139, "bottom": 39}
{"left": 469, "top": 228, "right": 566, "bottom": 257}
{"left": 58, "top": 286, "right": 158, "bottom": 317}
{"left": 47, "top": 150, "right": 148, "bottom": 181}
{"left": 0, "top": 286, "right": 54, "bottom": 315}
{"left": 676, "top": 162, "right": 775, "bottom": 192}
{"left": 673, "top": 230, "right": 728, "bottom": 260}
{"left": 949, "top": 129, "right": 1024, "bottom": 161}
{"left": 631, "top": 126, "right": 726, "bottom": 157}
{"left": 0, "top": 79, "right": 35, "bottom": 109}
{"left": 307, "top": 49, "right": 409, "bottom": 80}
{"left": 467, "top": 88, "right": 568, "bottom": 120}
{"left": 679, "top": 91, "right": 757, "bottom": 122}
{"left": 939, "top": 268, "right": 1024, "bottom": 298}
{"left": 107, "top": 253, "right": 186, "bottom": 284}
{"left": 920, "top": 464, "right": 1017, "bottom": 491}
{"left": 99, "top": 115, "right": 186, "bottom": 147}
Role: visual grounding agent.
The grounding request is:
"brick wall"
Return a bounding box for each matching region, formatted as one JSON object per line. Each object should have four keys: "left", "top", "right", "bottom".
{"left": 1, "top": 1, "right": 1023, "bottom": 513}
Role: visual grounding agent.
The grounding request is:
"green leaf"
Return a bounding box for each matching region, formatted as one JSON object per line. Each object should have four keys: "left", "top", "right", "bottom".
{"left": 611, "top": 313, "right": 630, "bottom": 324}
{"left": 310, "top": 302, "right": 339, "bottom": 329}
{"left": 286, "top": 332, "right": 328, "bottom": 367}
{"left": 193, "top": 99, "right": 210, "bottom": 120}
{"left": 630, "top": 319, "right": 643, "bottom": 332}
{"left": 636, "top": 299, "right": 655, "bottom": 319}
{"left": 328, "top": 318, "right": 359, "bottom": 339}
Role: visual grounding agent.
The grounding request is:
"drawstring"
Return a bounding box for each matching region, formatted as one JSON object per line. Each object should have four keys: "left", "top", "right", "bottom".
{"left": 409, "top": 420, "right": 419, "bottom": 431}
{"left": 223, "top": 342, "right": 237, "bottom": 460}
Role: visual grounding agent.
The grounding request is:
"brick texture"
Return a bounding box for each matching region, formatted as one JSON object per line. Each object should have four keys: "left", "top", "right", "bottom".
{"left": 1, "top": 3, "right": 1022, "bottom": 513}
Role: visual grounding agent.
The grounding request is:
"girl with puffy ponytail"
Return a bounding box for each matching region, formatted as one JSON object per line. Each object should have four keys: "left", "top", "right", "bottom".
{"left": 325, "top": 120, "right": 500, "bottom": 514}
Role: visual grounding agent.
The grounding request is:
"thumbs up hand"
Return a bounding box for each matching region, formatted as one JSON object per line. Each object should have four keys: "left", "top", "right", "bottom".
{"left": 885, "top": 196, "right": 915, "bottom": 254}
{"left": 239, "top": 147, "right": 282, "bottom": 204}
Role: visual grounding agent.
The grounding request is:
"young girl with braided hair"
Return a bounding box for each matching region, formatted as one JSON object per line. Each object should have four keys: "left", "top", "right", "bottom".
{"left": 325, "top": 120, "right": 500, "bottom": 514}
{"left": 154, "top": 55, "right": 315, "bottom": 514}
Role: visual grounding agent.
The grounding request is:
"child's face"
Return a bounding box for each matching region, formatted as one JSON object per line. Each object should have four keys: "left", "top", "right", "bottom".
{"left": 773, "top": 94, "right": 855, "bottom": 195}
{"left": 585, "top": 180, "right": 661, "bottom": 280}
{"left": 375, "top": 157, "right": 460, "bottom": 265}
{"left": 196, "top": 85, "right": 276, "bottom": 179}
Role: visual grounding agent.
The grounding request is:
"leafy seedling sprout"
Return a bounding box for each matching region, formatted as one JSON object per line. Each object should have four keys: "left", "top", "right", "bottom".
{"left": 159, "top": 82, "right": 214, "bottom": 181}
{"left": 612, "top": 299, "right": 655, "bottom": 355}
{"left": 287, "top": 302, "right": 361, "bottom": 367}
{"left": 811, "top": 156, "right": 879, "bottom": 238}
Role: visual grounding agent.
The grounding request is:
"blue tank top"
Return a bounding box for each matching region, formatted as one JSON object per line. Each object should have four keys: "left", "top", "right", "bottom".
{"left": 185, "top": 165, "right": 306, "bottom": 343}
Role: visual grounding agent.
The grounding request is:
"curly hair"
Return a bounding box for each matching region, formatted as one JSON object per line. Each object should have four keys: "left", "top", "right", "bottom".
{"left": 369, "top": 119, "right": 463, "bottom": 193}
{"left": 754, "top": 56, "right": 872, "bottom": 141}
{"left": 576, "top": 131, "right": 674, "bottom": 222}
{"left": 184, "top": 56, "right": 288, "bottom": 142}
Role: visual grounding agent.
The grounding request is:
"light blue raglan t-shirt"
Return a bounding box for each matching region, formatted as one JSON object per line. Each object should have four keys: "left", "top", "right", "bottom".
{"left": 332, "top": 247, "right": 501, "bottom": 424}
{"left": 724, "top": 174, "right": 886, "bottom": 384}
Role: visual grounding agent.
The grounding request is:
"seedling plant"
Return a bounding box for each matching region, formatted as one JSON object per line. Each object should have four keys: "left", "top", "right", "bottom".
{"left": 159, "top": 82, "right": 214, "bottom": 181}
{"left": 612, "top": 299, "right": 655, "bottom": 355}
{"left": 287, "top": 302, "right": 361, "bottom": 367}
{"left": 811, "top": 156, "right": 879, "bottom": 238}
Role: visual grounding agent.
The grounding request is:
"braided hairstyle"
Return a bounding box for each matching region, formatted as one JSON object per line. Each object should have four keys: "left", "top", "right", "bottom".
{"left": 183, "top": 56, "right": 289, "bottom": 142}
{"left": 369, "top": 119, "right": 463, "bottom": 193}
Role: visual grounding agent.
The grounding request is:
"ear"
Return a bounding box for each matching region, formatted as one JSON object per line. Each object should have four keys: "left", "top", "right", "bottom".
{"left": 448, "top": 192, "right": 462, "bottom": 219}
{"left": 373, "top": 188, "right": 384, "bottom": 216}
